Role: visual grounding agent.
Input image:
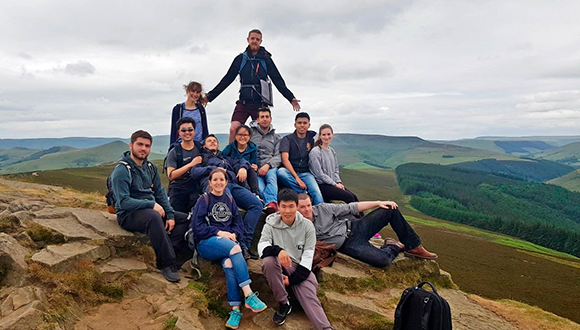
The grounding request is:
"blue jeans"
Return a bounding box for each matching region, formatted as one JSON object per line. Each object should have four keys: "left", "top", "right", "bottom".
{"left": 228, "top": 183, "right": 263, "bottom": 250}
{"left": 277, "top": 168, "right": 324, "bottom": 205}
{"left": 197, "top": 236, "right": 252, "bottom": 306}
{"left": 257, "top": 168, "right": 278, "bottom": 205}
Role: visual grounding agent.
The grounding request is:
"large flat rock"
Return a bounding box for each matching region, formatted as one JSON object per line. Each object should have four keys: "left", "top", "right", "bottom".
{"left": 63, "top": 208, "right": 139, "bottom": 247}
{"left": 33, "top": 215, "right": 105, "bottom": 242}
{"left": 0, "top": 233, "right": 30, "bottom": 286}
{"left": 0, "top": 300, "right": 45, "bottom": 330}
{"left": 30, "top": 242, "right": 110, "bottom": 272}
{"left": 98, "top": 258, "right": 148, "bottom": 280}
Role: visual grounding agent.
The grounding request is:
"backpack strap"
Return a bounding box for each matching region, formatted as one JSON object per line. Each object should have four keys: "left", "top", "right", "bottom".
{"left": 239, "top": 52, "right": 268, "bottom": 75}
{"left": 175, "top": 144, "right": 184, "bottom": 169}
{"left": 117, "top": 161, "right": 132, "bottom": 183}
{"left": 394, "top": 288, "right": 413, "bottom": 330}
{"left": 421, "top": 296, "right": 434, "bottom": 330}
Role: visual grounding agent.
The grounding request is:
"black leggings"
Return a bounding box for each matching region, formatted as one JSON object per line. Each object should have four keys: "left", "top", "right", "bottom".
{"left": 318, "top": 184, "right": 358, "bottom": 203}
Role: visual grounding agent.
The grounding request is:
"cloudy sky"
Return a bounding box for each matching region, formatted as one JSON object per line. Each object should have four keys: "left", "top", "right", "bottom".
{"left": 1, "top": 0, "right": 580, "bottom": 140}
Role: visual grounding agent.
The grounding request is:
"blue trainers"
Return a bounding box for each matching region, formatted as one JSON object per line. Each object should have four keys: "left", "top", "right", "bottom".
{"left": 245, "top": 292, "right": 267, "bottom": 312}
{"left": 225, "top": 309, "right": 242, "bottom": 329}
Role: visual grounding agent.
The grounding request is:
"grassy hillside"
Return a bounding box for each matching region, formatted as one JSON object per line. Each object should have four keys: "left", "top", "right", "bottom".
{"left": 0, "top": 147, "right": 40, "bottom": 168}
{"left": 0, "top": 137, "right": 124, "bottom": 149}
{"left": 450, "top": 158, "right": 575, "bottom": 182}
{"left": 532, "top": 141, "right": 580, "bottom": 167}
{"left": 443, "top": 139, "right": 556, "bottom": 155}
{"left": 331, "top": 134, "right": 520, "bottom": 169}
{"left": 474, "top": 135, "right": 580, "bottom": 147}
{"left": 396, "top": 163, "right": 580, "bottom": 257}
{"left": 549, "top": 169, "right": 580, "bottom": 192}
{"left": 0, "top": 141, "right": 164, "bottom": 174}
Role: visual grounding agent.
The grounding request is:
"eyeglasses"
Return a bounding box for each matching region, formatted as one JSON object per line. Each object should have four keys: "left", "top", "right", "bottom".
{"left": 236, "top": 134, "right": 250, "bottom": 137}
{"left": 180, "top": 128, "right": 194, "bottom": 132}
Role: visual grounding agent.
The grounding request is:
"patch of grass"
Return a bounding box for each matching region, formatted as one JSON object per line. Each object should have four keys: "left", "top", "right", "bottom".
{"left": 116, "top": 244, "right": 156, "bottom": 268}
{"left": 186, "top": 281, "right": 210, "bottom": 317}
{"left": 406, "top": 216, "right": 580, "bottom": 261}
{"left": 26, "top": 223, "right": 65, "bottom": 248}
{"left": 0, "top": 215, "right": 19, "bottom": 233}
{"left": 27, "top": 259, "right": 137, "bottom": 309}
{"left": 163, "top": 316, "right": 178, "bottom": 330}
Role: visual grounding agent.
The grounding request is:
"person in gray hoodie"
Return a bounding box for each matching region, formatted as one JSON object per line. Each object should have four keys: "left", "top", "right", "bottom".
{"left": 250, "top": 107, "right": 282, "bottom": 213}
{"left": 258, "top": 189, "right": 333, "bottom": 329}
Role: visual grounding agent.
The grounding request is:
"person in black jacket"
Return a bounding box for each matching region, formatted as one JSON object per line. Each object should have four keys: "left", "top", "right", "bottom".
{"left": 202, "top": 29, "right": 301, "bottom": 143}
{"left": 170, "top": 81, "right": 209, "bottom": 146}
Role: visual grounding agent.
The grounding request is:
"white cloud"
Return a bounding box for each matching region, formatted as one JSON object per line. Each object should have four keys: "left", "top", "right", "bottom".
{"left": 1, "top": 1, "right": 580, "bottom": 139}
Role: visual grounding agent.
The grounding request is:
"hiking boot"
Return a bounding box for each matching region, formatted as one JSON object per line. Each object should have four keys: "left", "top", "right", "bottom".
{"left": 225, "top": 309, "right": 242, "bottom": 329}
{"left": 242, "top": 248, "right": 251, "bottom": 260}
{"left": 245, "top": 292, "right": 267, "bottom": 312}
{"left": 404, "top": 245, "right": 438, "bottom": 260}
{"left": 161, "top": 264, "right": 180, "bottom": 282}
{"left": 264, "top": 202, "right": 279, "bottom": 215}
{"left": 272, "top": 301, "right": 292, "bottom": 325}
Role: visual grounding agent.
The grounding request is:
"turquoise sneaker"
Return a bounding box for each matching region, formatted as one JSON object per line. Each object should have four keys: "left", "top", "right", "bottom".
{"left": 225, "top": 309, "right": 242, "bottom": 329}
{"left": 245, "top": 292, "right": 267, "bottom": 312}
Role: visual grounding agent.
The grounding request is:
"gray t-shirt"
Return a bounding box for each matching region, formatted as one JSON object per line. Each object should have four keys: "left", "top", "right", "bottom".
{"left": 166, "top": 145, "right": 200, "bottom": 185}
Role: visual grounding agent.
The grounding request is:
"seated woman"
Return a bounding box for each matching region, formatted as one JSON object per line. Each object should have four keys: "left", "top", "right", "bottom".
{"left": 309, "top": 124, "right": 359, "bottom": 204}
{"left": 222, "top": 125, "right": 260, "bottom": 196}
{"left": 191, "top": 168, "right": 267, "bottom": 329}
{"left": 170, "top": 81, "right": 209, "bottom": 146}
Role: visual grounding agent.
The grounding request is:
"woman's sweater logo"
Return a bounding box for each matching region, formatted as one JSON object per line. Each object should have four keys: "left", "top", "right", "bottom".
{"left": 211, "top": 202, "right": 232, "bottom": 222}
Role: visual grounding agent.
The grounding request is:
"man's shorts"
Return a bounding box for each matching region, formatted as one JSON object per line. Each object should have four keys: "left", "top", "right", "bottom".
{"left": 231, "top": 100, "right": 262, "bottom": 124}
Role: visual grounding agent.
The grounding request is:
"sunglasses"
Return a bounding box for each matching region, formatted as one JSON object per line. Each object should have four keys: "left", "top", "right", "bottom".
{"left": 180, "top": 128, "right": 194, "bottom": 132}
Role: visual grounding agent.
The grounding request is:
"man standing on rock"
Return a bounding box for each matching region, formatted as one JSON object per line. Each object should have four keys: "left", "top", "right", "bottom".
{"left": 111, "top": 130, "right": 190, "bottom": 282}
{"left": 202, "top": 29, "right": 301, "bottom": 143}
{"left": 296, "top": 193, "right": 437, "bottom": 268}
{"left": 258, "top": 189, "right": 333, "bottom": 329}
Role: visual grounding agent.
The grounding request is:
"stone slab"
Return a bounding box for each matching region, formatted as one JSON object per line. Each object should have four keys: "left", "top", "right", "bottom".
{"left": 33, "top": 215, "right": 105, "bottom": 241}
{"left": 0, "top": 300, "right": 45, "bottom": 330}
{"left": 0, "top": 233, "right": 30, "bottom": 286}
{"left": 30, "top": 242, "right": 110, "bottom": 272}
{"left": 99, "top": 258, "right": 148, "bottom": 276}
{"left": 63, "top": 208, "right": 138, "bottom": 246}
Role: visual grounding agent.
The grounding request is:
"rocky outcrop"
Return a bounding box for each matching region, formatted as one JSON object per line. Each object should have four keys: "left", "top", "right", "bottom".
{"left": 0, "top": 286, "right": 49, "bottom": 330}
{"left": 0, "top": 233, "right": 29, "bottom": 286}
{"left": 30, "top": 242, "right": 110, "bottom": 272}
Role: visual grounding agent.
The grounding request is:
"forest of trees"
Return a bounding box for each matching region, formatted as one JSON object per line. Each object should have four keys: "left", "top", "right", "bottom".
{"left": 396, "top": 163, "right": 580, "bottom": 257}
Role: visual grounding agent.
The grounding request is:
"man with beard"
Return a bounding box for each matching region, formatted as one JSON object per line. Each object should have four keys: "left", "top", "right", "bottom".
{"left": 202, "top": 29, "right": 301, "bottom": 143}
{"left": 110, "top": 130, "right": 190, "bottom": 282}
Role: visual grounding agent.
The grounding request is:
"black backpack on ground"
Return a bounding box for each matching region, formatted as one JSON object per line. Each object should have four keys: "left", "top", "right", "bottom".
{"left": 393, "top": 281, "right": 452, "bottom": 330}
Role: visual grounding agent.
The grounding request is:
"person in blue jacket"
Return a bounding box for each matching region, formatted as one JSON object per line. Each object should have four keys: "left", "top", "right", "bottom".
{"left": 202, "top": 29, "right": 301, "bottom": 143}
{"left": 110, "top": 130, "right": 190, "bottom": 283}
{"left": 191, "top": 135, "right": 263, "bottom": 260}
{"left": 170, "top": 81, "right": 209, "bottom": 146}
{"left": 222, "top": 125, "right": 260, "bottom": 195}
{"left": 191, "top": 168, "right": 267, "bottom": 329}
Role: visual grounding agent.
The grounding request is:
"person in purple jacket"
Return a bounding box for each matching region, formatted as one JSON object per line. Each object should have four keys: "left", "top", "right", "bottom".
{"left": 191, "top": 168, "right": 267, "bottom": 329}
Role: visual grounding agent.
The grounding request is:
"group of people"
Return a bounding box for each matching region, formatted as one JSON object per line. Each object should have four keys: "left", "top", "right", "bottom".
{"left": 110, "top": 29, "right": 437, "bottom": 330}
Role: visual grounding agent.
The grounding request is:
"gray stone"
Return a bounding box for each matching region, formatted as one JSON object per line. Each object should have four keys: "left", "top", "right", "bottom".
{"left": 33, "top": 214, "right": 105, "bottom": 242}
{"left": 0, "top": 286, "right": 48, "bottom": 317}
{"left": 0, "top": 300, "right": 45, "bottom": 330}
{"left": 63, "top": 207, "right": 139, "bottom": 247}
{"left": 7, "top": 200, "right": 47, "bottom": 213}
{"left": 0, "top": 233, "right": 30, "bottom": 286}
{"left": 173, "top": 310, "right": 204, "bottom": 330}
{"left": 134, "top": 273, "right": 170, "bottom": 295}
{"left": 0, "top": 178, "right": 63, "bottom": 193}
{"left": 99, "top": 258, "right": 148, "bottom": 279}
{"left": 30, "top": 242, "right": 110, "bottom": 272}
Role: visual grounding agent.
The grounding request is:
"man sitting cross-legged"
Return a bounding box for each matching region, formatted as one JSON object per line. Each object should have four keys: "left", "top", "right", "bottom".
{"left": 110, "top": 130, "right": 190, "bottom": 282}
{"left": 296, "top": 193, "right": 437, "bottom": 268}
{"left": 191, "top": 134, "right": 263, "bottom": 260}
{"left": 258, "top": 189, "right": 333, "bottom": 330}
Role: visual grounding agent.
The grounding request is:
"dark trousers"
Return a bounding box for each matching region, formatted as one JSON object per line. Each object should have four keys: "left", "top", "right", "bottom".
{"left": 338, "top": 208, "right": 421, "bottom": 268}
{"left": 119, "top": 209, "right": 190, "bottom": 269}
{"left": 241, "top": 169, "right": 260, "bottom": 195}
{"left": 168, "top": 187, "right": 199, "bottom": 213}
{"left": 318, "top": 184, "right": 358, "bottom": 203}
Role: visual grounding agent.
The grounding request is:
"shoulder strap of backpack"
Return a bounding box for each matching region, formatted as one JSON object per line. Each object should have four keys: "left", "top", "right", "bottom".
{"left": 117, "top": 161, "right": 132, "bottom": 183}
{"left": 175, "top": 144, "right": 184, "bottom": 169}
{"left": 239, "top": 53, "right": 248, "bottom": 74}
{"left": 394, "top": 288, "right": 414, "bottom": 330}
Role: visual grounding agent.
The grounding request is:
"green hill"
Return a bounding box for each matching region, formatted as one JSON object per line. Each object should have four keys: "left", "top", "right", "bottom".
{"left": 450, "top": 158, "right": 574, "bottom": 182}
{"left": 549, "top": 169, "right": 580, "bottom": 192}
{"left": 443, "top": 139, "right": 556, "bottom": 155}
{"left": 0, "top": 141, "right": 163, "bottom": 174}
{"left": 331, "top": 134, "right": 520, "bottom": 169}
{"left": 396, "top": 162, "right": 580, "bottom": 257}
{"left": 0, "top": 147, "right": 40, "bottom": 168}
{"left": 532, "top": 142, "right": 580, "bottom": 167}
